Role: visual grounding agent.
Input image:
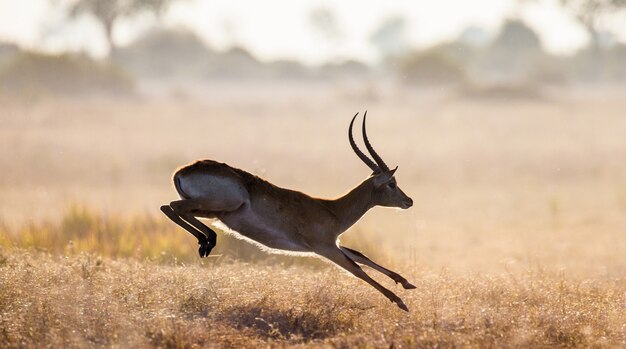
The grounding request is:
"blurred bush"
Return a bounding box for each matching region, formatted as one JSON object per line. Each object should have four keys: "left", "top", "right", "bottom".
{"left": 204, "top": 46, "right": 265, "bottom": 79}
{"left": 0, "top": 42, "right": 19, "bottom": 68}
{"left": 527, "top": 57, "right": 569, "bottom": 86}
{"left": 0, "top": 51, "right": 133, "bottom": 97}
{"left": 606, "top": 44, "right": 626, "bottom": 83}
{"left": 115, "top": 27, "right": 215, "bottom": 80}
{"left": 115, "top": 27, "right": 373, "bottom": 82}
{"left": 457, "top": 80, "right": 544, "bottom": 100}
{"left": 317, "top": 60, "right": 371, "bottom": 80}
{"left": 397, "top": 48, "right": 466, "bottom": 85}
{"left": 567, "top": 44, "right": 626, "bottom": 84}
{"left": 267, "top": 59, "right": 315, "bottom": 79}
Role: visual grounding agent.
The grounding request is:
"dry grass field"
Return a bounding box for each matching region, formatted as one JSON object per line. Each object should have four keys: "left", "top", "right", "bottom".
{"left": 1, "top": 248, "right": 624, "bottom": 348}
{"left": 1, "top": 84, "right": 625, "bottom": 347}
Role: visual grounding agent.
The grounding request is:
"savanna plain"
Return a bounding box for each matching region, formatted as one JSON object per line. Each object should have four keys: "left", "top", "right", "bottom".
{"left": 1, "top": 85, "right": 625, "bottom": 348}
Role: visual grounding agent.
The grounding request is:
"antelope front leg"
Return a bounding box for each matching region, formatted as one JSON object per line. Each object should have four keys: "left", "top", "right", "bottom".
{"left": 340, "top": 246, "right": 416, "bottom": 289}
{"left": 319, "top": 246, "right": 409, "bottom": 311}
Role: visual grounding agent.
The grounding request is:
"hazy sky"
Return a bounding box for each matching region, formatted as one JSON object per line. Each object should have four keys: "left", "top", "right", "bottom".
{"left": 0, "top": 0, "right": 623, "bottom": 64}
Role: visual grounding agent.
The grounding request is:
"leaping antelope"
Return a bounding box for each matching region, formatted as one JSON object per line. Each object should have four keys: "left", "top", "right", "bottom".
{"left": 160, "top": 112, "right": 415, "bottom": 310}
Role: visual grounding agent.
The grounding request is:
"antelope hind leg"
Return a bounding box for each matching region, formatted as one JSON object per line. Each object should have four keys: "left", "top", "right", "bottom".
{"left": 179, "top": 213, "right": 218, "bottom": 257}
{"left": 160, "top": 204, "right": 213, "bottom": 257}
{"left": 167, "top": 198, "right": 245, "bottom": 257}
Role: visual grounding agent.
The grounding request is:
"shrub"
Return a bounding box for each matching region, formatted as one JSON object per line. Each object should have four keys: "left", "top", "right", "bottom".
{"left": 0, "top": 52, "right": 133, "bottom": 97}
{"left": 398, "top": 49, "right": 465, "bottom": 85}
{"left": 457, "top": 80, "right": 544, "bottom": 100}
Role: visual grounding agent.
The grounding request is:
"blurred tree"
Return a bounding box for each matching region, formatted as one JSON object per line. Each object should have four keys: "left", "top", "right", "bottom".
{"left": 521, "top": 0, "right": 626, "bottom": 49}
{"left": 308, "top": 8, "right": 341, "bottom": 41}
{"left": 308, "top": 8, "right": 343, "bottom": 62}
{"left": 492, "top": 19, "right": 543, "bottom": 52}
{"left": 62, "top": 0, "right": 183, "bottom": 57}
{"left": 520, "top": 0, "right": 626, "bottom": 82}
{"left": 558, "top": 0, "right": 626, "bottom": 49}
{"left": 369, "top": 16, "right": 409, "bottom": 62}
{"left": 477, "top": 19, "right": 545, "bottom": 82}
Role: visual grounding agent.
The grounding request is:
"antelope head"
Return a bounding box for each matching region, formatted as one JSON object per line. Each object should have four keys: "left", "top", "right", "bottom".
{"left": 349, "top": 112, "right": 413, "bottom": 210}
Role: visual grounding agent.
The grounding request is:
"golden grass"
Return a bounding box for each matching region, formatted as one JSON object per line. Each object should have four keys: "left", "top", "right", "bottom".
{"left": 1, "top": 248, "right": 624, "bottom": 348}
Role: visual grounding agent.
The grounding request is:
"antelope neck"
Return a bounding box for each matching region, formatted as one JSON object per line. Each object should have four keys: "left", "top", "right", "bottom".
{"left": 328, "top": 180, "right": 375, "bottom": 232}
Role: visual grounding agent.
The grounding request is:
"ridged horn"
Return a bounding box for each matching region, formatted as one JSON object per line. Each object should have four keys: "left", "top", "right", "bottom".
{"left": 362, "top": 111, "right": 390, "bottom": 172}
{"left": 349, "top": 112, "right": 380, "bottom": 172}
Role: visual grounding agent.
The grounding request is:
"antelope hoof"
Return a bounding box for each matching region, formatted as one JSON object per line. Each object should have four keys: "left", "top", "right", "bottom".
{"left": 198, "top": 241, "right": 214, "bottom": 258}
{"left": 402, "top": 281, "right": 417, "bottom": 289}
{"left": 393, "top": 297, "right": 409, "bottom": 312}
{"left": 387, "top": 293, "right": 409, "bottom": 312}
{"left": 394, "top": 277, "right": 417, "bottom": 289}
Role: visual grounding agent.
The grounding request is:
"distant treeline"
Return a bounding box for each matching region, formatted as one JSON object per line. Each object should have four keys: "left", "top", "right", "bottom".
{"left": 1, "top": 19, "right": 625, "bottom": 97}
{"left": 398, "top": 19, "right": 626, "bottom": 86}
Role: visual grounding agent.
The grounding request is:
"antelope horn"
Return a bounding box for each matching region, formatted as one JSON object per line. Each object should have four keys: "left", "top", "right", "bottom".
{"left": 349, "top": 112, "right": 380, "bottom": 173}
{"left": 362, "top": 111, "right": 390, "bottom": 172}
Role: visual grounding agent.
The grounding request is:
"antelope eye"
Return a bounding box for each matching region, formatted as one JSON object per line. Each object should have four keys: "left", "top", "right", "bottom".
{"left": 388, "top": 182, "right": 396, "bottom": 189}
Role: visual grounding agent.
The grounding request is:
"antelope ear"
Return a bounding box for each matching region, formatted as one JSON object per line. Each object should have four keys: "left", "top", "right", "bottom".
{"left": 373, "top": 166, "right": 397, "bottom": 187}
